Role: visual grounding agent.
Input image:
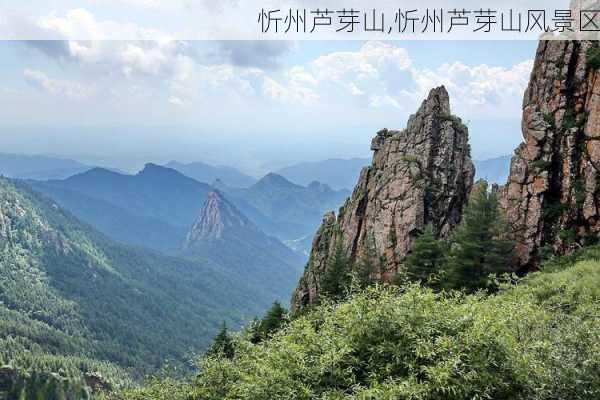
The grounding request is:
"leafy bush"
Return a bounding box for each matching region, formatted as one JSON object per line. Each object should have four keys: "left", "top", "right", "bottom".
{"left": 115, "top": 252, "right": 600, "bottom": 400}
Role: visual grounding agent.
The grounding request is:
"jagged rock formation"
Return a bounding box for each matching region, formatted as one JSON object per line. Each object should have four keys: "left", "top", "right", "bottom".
{"left": 292, "top": 87, "right": 475, "bottom": 309}
{"left": 500, "top": 38, "right": 600, "bottom": 268}
{"left": 184, "top": 191, "right": 259, "bottom": 244}
{"left": 182, "top": 190, "right": 304, "bottom": 296}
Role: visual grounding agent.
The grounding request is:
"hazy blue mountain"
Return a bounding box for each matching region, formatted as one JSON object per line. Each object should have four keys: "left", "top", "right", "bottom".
{"left": 216, "top": 173, "right": 350, "bottom": 253}
{"left": 34, "top": 163, "right": 213, "bottom": 228}
{"left": 166, "top": 160, "right": 257, "bottom": 188}
{"left": 183, "top": 191, "right": 304, "bottom": 289}
{"left": 27, "top": 165, "right": 305, "bottom": 300}
{"left": 474, "top": 156, "right": 512, "bottom": 185}
{"left": 27, "top": 180, "right": 186, "bottom": 251}
{"left": 276, "top": 158, "right": 370, "bottom": 190}
{"left": 276, "top": 156, "right": 513, "bottom": 191}
{"left": 0, "top": 178, "right": 294, "bottom": 377}
{"left": 0, "top": 153, "right": 91, "bottom": 180}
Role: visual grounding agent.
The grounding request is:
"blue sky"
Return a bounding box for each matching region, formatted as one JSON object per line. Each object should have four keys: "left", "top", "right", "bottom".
{"left": 0, "top": 37, "right": 538, "bottom": 174}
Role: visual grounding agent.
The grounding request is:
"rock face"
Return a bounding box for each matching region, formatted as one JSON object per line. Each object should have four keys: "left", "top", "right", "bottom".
{"left": 500, "top": 39, "right": 600, "bottom": 268}
{"left": 292, "top": 87, "right": 475, "bottom": 309}
{"left": 184, "top": 190, "right": 259, "bottom": 245}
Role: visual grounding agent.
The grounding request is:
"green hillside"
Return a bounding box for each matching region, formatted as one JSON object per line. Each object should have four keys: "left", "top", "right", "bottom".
{"left": 116, "top": 247, "right": 600, "bottom": 399}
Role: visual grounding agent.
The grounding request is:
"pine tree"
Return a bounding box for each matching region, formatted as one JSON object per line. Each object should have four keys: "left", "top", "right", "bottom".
{"left": 256, "top": 301, "right": 287, "bottom": 341}
{"left": 320, "top": 240, "right": 351, "bottom": 301}
{"left": 405, "top": 225, "right": 446, "bottom": 286}
{"left": 443, "top": 180, "right": 514, "bottom": 292}
{"left": 353, "top": 234, "right": 378, "bottom": 289}
{"left": 206, "top": 322, "right": 235, "bottom": 359}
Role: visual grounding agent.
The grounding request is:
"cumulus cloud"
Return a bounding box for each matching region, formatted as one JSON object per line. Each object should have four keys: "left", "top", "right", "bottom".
{"left": 260, "top": 41, "right": 532, "bottom": 116}
{"left": 24, "top": 69, "right": 94, "bottom": 99}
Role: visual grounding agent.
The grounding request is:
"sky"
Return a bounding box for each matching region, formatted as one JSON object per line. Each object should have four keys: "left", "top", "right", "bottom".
{"left": 0, "top": 0, "right": 567, "bottom": 175}
{"left": 0, "top": 3, "right": 543, "bottom": 175}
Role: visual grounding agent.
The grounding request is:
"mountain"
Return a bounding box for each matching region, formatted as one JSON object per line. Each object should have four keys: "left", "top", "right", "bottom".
{"left": 500, "top": 40, "right": 600, "bottom": 269}
{"left": 166, "top": 161, "right": 257, "bottom": 188}
{"left": 182, "top": 191, "right": 304, "bottom": 298}
{"left": 275, "top": 158, "right": 370, "bottom": 190}
{"left": 293, "top": 87, "right": 475, "bottom": 309}
{"left": 474, "top": 156, "right": 511, "bottom": 185}
{"left": 0, "top": 178, "right": 289, "bottom": 379}
{"left": 276, "top": 156, "right": 511, "bottom": 191}
{"left": 216, "top": 173, "right": 350, "bottom": 251}
{"left": 27, "top": 164, "right": 214, "bottom": 252}
{"left": 0, "top": 153, "right": 91, "bottom": 180}
{"left": 26, "top": 164, "right": 305, "bottom": 301}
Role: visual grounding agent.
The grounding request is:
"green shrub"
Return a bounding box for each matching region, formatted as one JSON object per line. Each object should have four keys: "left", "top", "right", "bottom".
{"left": 587, "top": 46, "right": 600, "bottom": 70}
{"left": 188, "top": 259, "right": 600, "bottom": 400}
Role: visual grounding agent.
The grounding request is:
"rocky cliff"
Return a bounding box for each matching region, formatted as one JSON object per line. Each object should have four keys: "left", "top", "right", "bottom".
{"left": 292, "top": 87, "right": 475, "bottom": 309}
{"left": 501, "top": 39, "right": 600, "bottom": 268}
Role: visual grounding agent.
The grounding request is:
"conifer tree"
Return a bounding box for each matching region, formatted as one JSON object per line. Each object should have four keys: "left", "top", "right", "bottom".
{"left": 405, "top": 225, "right": 446, "bottom": 286}
{"left": 206, "top": 322, "right": 235, "bottom": 359}
{"left": 320, "top": 240, "right": 351, "bottom": 301}
{"left": 256, "top": 301, "right": 287, "bottom": 341}
{"left": 353, "top": 234, "right": 378, "bottom": 289}
{"left": 443, "top": 180, "right": 514, "bottom": 292}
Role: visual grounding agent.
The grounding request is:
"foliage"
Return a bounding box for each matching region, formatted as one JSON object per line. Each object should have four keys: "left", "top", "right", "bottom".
{"left": 404, "top": 225, "right": 446, "bottom": 287}
{"left": 443, "top": 181, "right": 514, "bottom": 292}
{"left": 113, "top": 246, "right": 600, "bottom": 400}
{"left": 206, "top": 324, "right": 235, "bottom": 360}
{"left": 587, "top": 46, "right": 600, "bottom": 70}
{"left": 352, "top": 234, "right": 378, "bottom": 289}
{"left": 319, "top": 241, "right": 352, "bottom": 301}
{"left": 0, "top": 177, "right": 282, "bottom": 395}
{"left": 250, "top": 302, "right": 288, "bottom": 344}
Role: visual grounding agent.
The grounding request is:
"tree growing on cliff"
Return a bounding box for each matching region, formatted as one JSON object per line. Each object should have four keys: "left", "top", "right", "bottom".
{"left": 320, "top": 241, "right": 352, "bottom": 301}
{"left": 443, "top": 180, "right": 514, "bottom": 292}
{"left": 405, "top": 225, "right": 447, "bottom": 288}
{"left": 353, "top": 234, "right": 379, "bottom": 289}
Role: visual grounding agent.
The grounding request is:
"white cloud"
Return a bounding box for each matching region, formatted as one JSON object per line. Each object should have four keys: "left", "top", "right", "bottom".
{"left": 262, "top": 76, "right": 318, "bottom": 106}
{"left": 412, "top": 59, "right": 534, "bottom": 113}
{"left": 258, "top": 41, "right": 533, "bottom": 117}
{"left": 23, "top": 69, "right": 94, "bottom": 100}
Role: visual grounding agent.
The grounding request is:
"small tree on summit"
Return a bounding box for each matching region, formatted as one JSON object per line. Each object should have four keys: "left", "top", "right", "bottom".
{"left": 443, "top": 180, "right": 514, "bottom": 292}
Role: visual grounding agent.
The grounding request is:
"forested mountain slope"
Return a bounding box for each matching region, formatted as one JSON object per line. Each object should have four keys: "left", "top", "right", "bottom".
{"left": 0, "top": 178, "right": 284, "bottom": 378}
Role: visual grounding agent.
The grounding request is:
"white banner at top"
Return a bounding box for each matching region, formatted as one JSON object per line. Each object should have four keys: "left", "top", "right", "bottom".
{"left": 1, "top": 0, "right": 600, "bottom": 40}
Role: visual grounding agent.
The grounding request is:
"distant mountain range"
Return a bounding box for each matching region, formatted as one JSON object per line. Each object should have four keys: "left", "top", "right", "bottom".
{"left": 276, "top": 156, "right": 512, "bottom": 190}
{"left": 0, "top": 153, "right": 92, "bottom": 180}
{"left": 214, "top": 173, "right": 349, "bottom": 250}
{"left": 166, "top": 161, "right": 257, "bottom": 188}
{"left": 275, "top": 158, "right": 370, "bottom": 190}
{"left": 28, "top": 164, "right": 348, "bottom": 254}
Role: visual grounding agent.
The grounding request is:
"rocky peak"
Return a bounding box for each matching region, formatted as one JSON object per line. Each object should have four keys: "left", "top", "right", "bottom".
{"left": 500, "top": 37, "right": 600, "bottom": 268}
{"left": 184, "top": 191, "right": 257, "bottom": 245}
{"left": 292, "top": 86, "right": 475, "bottom": 310}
